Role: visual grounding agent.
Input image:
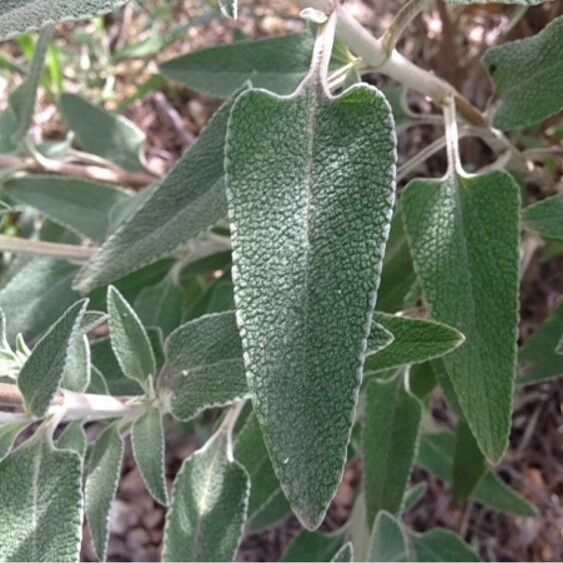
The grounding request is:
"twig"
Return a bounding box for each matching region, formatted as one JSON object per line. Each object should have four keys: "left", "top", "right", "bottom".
{"left": 153, "top": 92, "right": 196, "bottom": 147}
{"left": 0, "top": 234, "right": 96, "bottom": 261}
{"left": 381, "top": 0, "right": 431, "bottom": 55}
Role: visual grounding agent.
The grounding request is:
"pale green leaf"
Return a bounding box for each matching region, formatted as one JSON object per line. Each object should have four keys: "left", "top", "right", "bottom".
{"left": 349, "top": 488, "right": 371, "bottom": 562}
{"left": 62, "top": 334, "right": 91, "bottom": 392}
{"left": 88, "top": 365, "right": 111, "bottom": 395}
{"left": 18, "top": 299, "right": 88, "bottom": 416}
{"left": 402, "top": 170, "right": 520, "bottom": 461}
{"left": 0, "top": 1, "right": 129, "bottom": 40}
{"left": 452, "top": 419, "right": 485, "bottom": 502}
{"left": 131, "top": 406, "right": 168, "bottom": 506}
{"left": 281, "top": 531, "right": 343, "bottom": 562}
{"left": 85, "top": 425, "right": 124, "bottom": 561}
{"left": 163, "top": 428, "right": 250, "bottom": 562}
{"left": 417, "top": 431, "right": 538, "bottom": 517}
{"left": 147, "top": 326, "right": 165, "bottom": 373}
{"left": 107, "top": 285, "right": 156, "bottom": 388}
{"left": 59, "top": 93, "right": 145, "bottom": 171}
{"left": 73, "top": 91, "right": 243, "bottom": 294}
{"left": 56, "top": 421, "right": 88, "bottom": 459}
{"left": 226, "top": 73, "right": 396, "bottom": 528}
{"left": 332, "top": 542, "right": 353, "bottom": 562}
{"left": 402, "top": 482, "right": 427, "bottom": 512}
{"left": 365, "top": 313, "right": 464, "bottom": 372}
{"left": 247, "top": 490, "right": 291, "bottom": 532}
{"left": 411, "top": 529, "right": 481, "bottom": 562}
{"left": 160, "top": 33, "right": 313, "bottom": 98}
{"left": 519, "top": 300, "right": 563, "bottom": 385}
{"left": 0, "top": 422, "right": 28, "bottom": 461}
{"left": 482, "top": 15, "right": 563, "bottom": 130}
{"left": 363, "top": 374, "right": 422, "bottom": 527}
{"left": 0, "top": 434, "right": 83, "bottom": 562}
{"left": 367, "top": 511, "right": 411, "bottom": 562}
{"left": 522, "top": 194, "right": 563, "bottom": 242}
{"left": 163, "top": 311, "right": 248, "bottom": 421}
{"left": 3, "top": 175, "right": 130, "bottom": 243}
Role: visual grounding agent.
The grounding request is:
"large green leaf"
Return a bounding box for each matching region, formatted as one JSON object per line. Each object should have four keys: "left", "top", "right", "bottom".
{"left": 163, "top": 428, "right": 250, "bottom": 561}
{"left": 0, "top": 1, "right": 129, "bottom": 40}
{"left": 0, "top": 434, "right": 83, "bottom": 562}
{"left": 417, "top": 431, "right": 538, "bottom": 517}
{"left": 401, "top": 170, "right": 520, "bottom": 461}
{"left": 367, "top": 511, "right": 411, "bottom": 562}
{"left": 365, "top": 313, "right": 464, "bottom": 373}
{"left": 411, "top": 529, "right": 481, "bottom": 562}
{"left": 18, "top": 299, "right": 88, "bottom": 416}
{"left": 73, "top": 91, "right": 243, "bottom": 294}
{"left": 3, "top": 175, "right": 130, "bottom": 243}
{"left": 107, "top": 285, "right": 156, "bottom": 389}
{"left": 482, "top": 15, "right": 563, "bottom": 130}
{"left": 85, "top": 425, "right": 124, "bottom": 561}
{"left": 519, "top": 300, "right": 563, "bottom": 385}
{"left": 59, "top": 93, "right": 145, "bottom": 171}
{"left": 363, "top": 374, "right": 422, "bottom": 527}
{"left": 131, "top": 406, "right": 168, "bottom": 506}
{"left": 281, "top": 531, "right": 343, "bottom": 562}
{"left": 226, "top": 55, "right": 396, "bottom": 527}
{"left": 452, "top": 419, "right": 485, "bottom": 502}
{"left": 163, "top": 311, "right": 248, "bottom": 421}
{"left": 160, "top": 33, "right": 313, "bottom": 99}
{"left": 522, "top": 194, "right": 563, "bottom": 242}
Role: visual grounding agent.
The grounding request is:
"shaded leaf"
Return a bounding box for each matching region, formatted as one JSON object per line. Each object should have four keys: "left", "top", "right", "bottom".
{"left": 402, "top": 482, "right": 427, "bottom": 512}
{"left": 411, "top": 529, "right": 481, "bottom": 562}
{"left": 452, "top": 419, "right": 485, "bottom": 502}
{"left": 0, "top": 422, "right": 28, "bottom": 461}
{"left": 56, "top": 421, "right": 88, "bottom": 459}
{"left": 367, "top": 511, "right": 411, "bottom": 562}
{"left": 332, "top": 542, "right": 353, "bottom": 562}
{"left": 522, "top": 194, "right": 563, "bottom": 242}
{"left": 281, "top": 531, "right": 343, "bottom": 562}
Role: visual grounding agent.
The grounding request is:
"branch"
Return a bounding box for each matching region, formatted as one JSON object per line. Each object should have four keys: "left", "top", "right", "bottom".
{"left": 0, "top": 234, "right": 96, "bottom": 261}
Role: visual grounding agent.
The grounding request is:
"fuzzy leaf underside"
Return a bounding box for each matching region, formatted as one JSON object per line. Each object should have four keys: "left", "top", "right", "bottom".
{"left": 401, "top": 170, "right": 520, "bottom": 461}
{"left": 367, "top": 511, "right": 411, "bottom": 562}
{"left": 226, "top": 82, "right": 396, "bottom": 529}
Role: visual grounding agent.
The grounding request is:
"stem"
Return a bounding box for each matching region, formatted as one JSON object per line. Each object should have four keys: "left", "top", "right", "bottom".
{"left": 444, "top": 96, "right": 463, "bottom": 176}
{"left": 0, "top": 234, "right": 96, "bottom": 261}
{"left": 220, "top": 400, "right": 245, "bottom": 461}
{"left": 382, "top": 0, "right": 431, "bottom": 55}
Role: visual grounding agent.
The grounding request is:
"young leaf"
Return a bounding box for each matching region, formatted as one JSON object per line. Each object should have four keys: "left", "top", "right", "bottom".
{"left": 85, "top": 425, "right": 124, "bottom": 562}
{"left": 522, "top": 194, "right": 563, "bottom": 242}
{"left": 0, "top": 434, "right": 83, "bottom": 562}
{"left": 331, "top": 542, "right": 354, "bottom": 562}
{"left": 131, "top": 406, "right": 168, "bottom": 506}
{"left": 402, "top": 482, "right": 427, "bottom": 512}
{"left": 18, "top": 299, "right": 88, "bottom": 416}
{"left": 56, "top": 422, "right": 88, "bottom": 459}
{"left": 363, "top": 374, "right": 422, "bottom": 527}
{"left": 0, "top": 257, "right": 80, "bottom": 343}
{"left": 73, "top": 90, "right": 244, "bottom": 294}
{"left": 62, "top": 334, "right": 91, "bottom": 392}
{"left": 367, "top": 511, "right": 411, "bottom": 562}
{"left": 163, "top": 427, "right": 250, "bottom": 562}
{"left": 482, "top": 15, "right": 563, "bottom": 130}
{"left": 225, "top": 31, "right": 396, "bottom": 527}
{"left": 107, "top": 285, "right": 156, "bottom": 388}
{"left": 452, "top": 419, "right": 485, "bottom": 503}
{"left": 0, "top": 422, "right": 28, "bottom": 462}
{"left": 417, "top": 431, "right": 538, "bottom": 517}
{"left": 402, "top": 170, "right": 520, "bottom": 461}
{"left": 280, "top": 531, "right": 343, "bottom": 562}
{"left": 160, "top": 33, "right": 313, "bottom": 99}
{"left": 59, "top": 93, "right": 146, "bottom": 171}
{"left": 4, "top": 175, "right": 130, "bottom": 243}
{"left": 365, "top": 313, "right": 464, "bottom": 372}
{"left": 163, "top": 311, "right": 248, "bottom": 421}
{"left": 411, "top": 529, "right": 481, "bottom": 562}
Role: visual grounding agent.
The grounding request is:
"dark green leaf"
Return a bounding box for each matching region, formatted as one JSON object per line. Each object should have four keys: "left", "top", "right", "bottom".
{"left": 452, "top": 419, "right": 485, "bottom": 502}
{"left": 56, "top": 422, "right": 88, "bottom": 459}
{"left": 281, "top": 531, "right": 343, "bottom": 562}
{"left": 522, "top": 194, "right": 563, "bottom": 242}
{"left": 411, "top": 529, "right": 481, "bottom": 562}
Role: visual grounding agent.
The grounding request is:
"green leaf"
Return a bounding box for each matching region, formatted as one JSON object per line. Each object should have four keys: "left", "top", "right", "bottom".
{"left": 219, "top": 0, "right": 236, "bottom": 18}
{"left": 452, "top": 419, "right": 485, "bottom": 503}
{"left": 482, "top": 15, "right": 563, "bottom": 130}
{"left": 160, "top": 33, "right": 313, "bottom": 99}
{"left": 417, "top": 431, "right": 538, "bottom": 517}
{"left": 226, "top": 65, "right": 396, "bottom": 527}
{"left": 107, "top": 285, "right": 156, "bottom": 388}
{"left": 409, "top": 362, "right": 438, "bottom": 400}
{"left": 73, "top": 90, "right": 243, "bottom": 294}
{"left": 56, "top": 422, "right": 88, "bottom": 458}
{"left": 0, "top": 422, "right": 28, "bottom": 462}
{"left": 281, "top": 531, "right": 343, "bottom": 562}
{"left": 18, "top": 299, "right": 88, "bottom": 416}
{"left": 332, "top": 542, "right": 353, "bottom": 562}
{"left": 85, "top": 425, "right": 124, "bottom": 561}
{"left": 163, "top": 427, "right": 250, "bottom": 562}
{"left": 0, "top": 434, "right": 83, "bottom": 562}
{"left": 163, "top": 311, "right": 248, "bottom": 421}
{"left": 363, "top": 374, "right": 422, "bottom": 527}
{"left": 62, "top": 334, "right": 90, "bottom": 392}
{"left": 367, "top": 511, "right": 411, "bottom": 562}
{"left": 147, "top": 326, "right": 165, "bottom": 373}
{"left": 519, "top": 300, "right": 563, "bottom": 385}
{"left": 522, "top": 194, "right": 563, "bottom": 242}
{"left": 0, "top": 257, "right": 80, "bottom": 343}
{"left": 0, "top": 1, "right": 129, "bottom": 40}
{"left": 401, "top": 170, "right": 520, "bottom": 461}
{"left": 3, "top": 175, "right": 130, "bottom": 243}
{"left": 134, "top": 278, "right": 184, "bottom": 337}
{"left": 131, "top": 406, "right": 168, "bottom": 506}
{"left": 9, "top": 26, "right": 53, "bottom": 144}
{"left": 365, "top": 313, "right": 464, "bottom": 372}
{"left": 88, "top": 365, "right": 111, "bottom": 395}
{"left": 59, "top": 93, "right": 146, "bottom": 171}
{"left": 402, "top": 482, "right": 427, "bottom": 512}
{"left": 411, "top": 529, "right": 481, "bottom": 562}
